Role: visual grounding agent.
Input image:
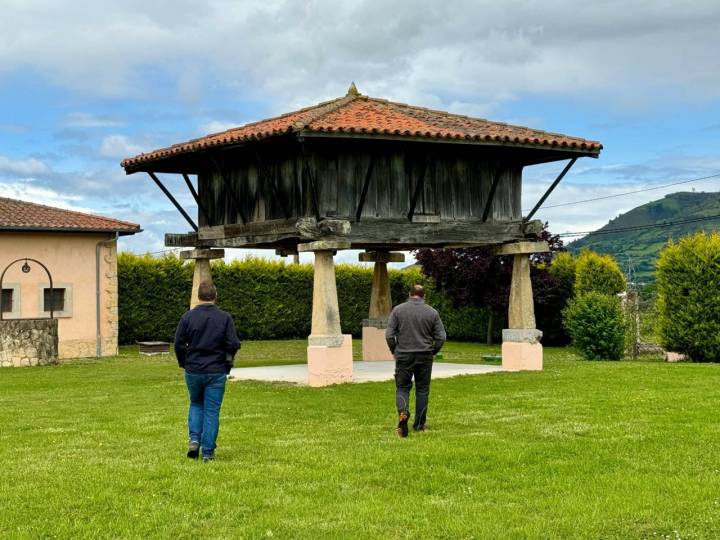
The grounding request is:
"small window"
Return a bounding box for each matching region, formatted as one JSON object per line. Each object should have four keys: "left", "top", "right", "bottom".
{"left": 1, "top": 289, "right": 12, "bottom": 313}
{"left": 43, "top": 288, "right": 65, "bottom": 312}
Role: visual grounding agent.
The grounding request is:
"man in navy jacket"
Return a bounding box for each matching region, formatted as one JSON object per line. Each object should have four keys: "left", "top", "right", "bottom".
{"left": 174, "top": 281, "right": 240, "bottom": 461}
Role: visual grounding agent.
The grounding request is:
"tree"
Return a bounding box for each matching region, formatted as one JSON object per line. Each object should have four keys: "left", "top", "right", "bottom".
{"left": 548, "top": 251, "right": 576, "bottom": 298}
{"left": 563, "top": 292, "right": 627, "bottom": 360}
{"left": 574, "top": 250, "right": 626, "bottom": 297}
{"left": 414, "top": 223, "right": 572, "bottom": 344}
{"left": 656, "top": 232, "right": 720, "bottom": 362}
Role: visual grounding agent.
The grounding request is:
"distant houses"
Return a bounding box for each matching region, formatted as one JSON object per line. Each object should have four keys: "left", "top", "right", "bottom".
{"left": 0, "top": 197, "right": 140, "bottom": 359}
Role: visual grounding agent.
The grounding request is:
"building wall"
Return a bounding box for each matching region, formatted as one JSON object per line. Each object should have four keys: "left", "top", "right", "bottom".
{"left": 0, "top": 232, "right": 119, "bottom": 359}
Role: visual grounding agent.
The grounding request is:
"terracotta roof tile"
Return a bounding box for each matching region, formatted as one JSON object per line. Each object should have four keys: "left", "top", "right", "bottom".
{"left": 122, "top": 87, "right": 602, "bottom": 170}
{"left": 0, "top": 197, "right": 141, "bottom": 235}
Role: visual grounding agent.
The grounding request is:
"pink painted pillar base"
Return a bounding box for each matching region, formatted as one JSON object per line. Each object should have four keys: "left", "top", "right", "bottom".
{"left": 501, "top": 342, "right": 543, "bottom": 371}
{"left": 307, "top": 335, "right": 353, "bottom": 387}
{"left": 362, "top": 325, "right": 393, "bottom": 361}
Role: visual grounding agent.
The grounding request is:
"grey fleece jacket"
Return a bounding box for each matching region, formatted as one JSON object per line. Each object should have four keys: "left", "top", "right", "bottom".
{"left": 385, "top": 297, "right": 447, "bottom": 355}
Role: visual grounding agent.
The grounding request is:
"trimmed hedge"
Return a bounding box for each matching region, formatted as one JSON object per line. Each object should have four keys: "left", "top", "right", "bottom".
{"left": 574, "top": 250, "right": 626, "bottom": 297}
{"left": 656, "top": 232, "right": 720, "bottom": 362}
{"left": 118, "top": 253, "right": 489, "bottom": 344}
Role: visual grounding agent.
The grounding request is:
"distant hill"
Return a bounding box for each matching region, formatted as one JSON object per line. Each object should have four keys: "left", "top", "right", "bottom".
{"left": 566, "top": 191, "right": 720, "bottom": 283}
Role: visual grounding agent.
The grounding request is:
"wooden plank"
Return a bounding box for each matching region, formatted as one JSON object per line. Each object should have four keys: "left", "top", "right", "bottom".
{"left": 182, "top": 173, "right": 211, "bottom": 226}
{"left": 211, "top": 155, "right": 247, "bottom": 224}
{"left": 301, "top": 145, "right": 321, "bottom": 220}
{"left": 482, "top": 165, "right": 504, "bottom": 222}
{"left": 407, "top": 154, "right": 427, "bottom": 221}
{"left": 198, "top": 219, "right": 302, "bottom": 241}
{"left": 346, "top": 218, "right": 525, "bottom": 246}
{"left": 165, "top": 232, "right": 198, "bottom": 247}
{"left": 355, "top": 153, "right": 375, "bottom": 221}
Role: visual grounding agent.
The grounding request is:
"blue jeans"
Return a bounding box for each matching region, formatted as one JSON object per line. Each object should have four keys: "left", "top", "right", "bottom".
{"left": 184, "top": 372, "right": 227, "bottom": 456}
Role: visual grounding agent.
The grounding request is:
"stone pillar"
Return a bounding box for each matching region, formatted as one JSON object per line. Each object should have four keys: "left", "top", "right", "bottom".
{"left": 180, "top": 248, "right": 225, "bottom": 309}
{"left": 496, "top": 241, "right": 549, "bottom": 371}
{"left": 359, "top": 250, "right": 405, "bottom": 361}
{"left": 298, "top": 240, "right": 353, "bottom": 386}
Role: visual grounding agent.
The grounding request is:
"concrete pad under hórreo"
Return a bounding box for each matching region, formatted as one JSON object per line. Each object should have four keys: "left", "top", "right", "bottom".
{"left": 228, "top": 361, "right": 503, "bottom": 385}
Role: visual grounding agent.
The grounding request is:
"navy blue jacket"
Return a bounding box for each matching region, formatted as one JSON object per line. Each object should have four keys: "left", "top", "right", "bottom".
{"left": 174, "top": 304, "right": 241, "bottom": 373}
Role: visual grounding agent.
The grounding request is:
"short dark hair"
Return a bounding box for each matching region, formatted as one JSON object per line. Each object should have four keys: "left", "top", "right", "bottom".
{"left": 198, "top": 281, "right": 217, "bottom": 302}
{"left": 409, "top": 284, "right": 425, "bottom": 298}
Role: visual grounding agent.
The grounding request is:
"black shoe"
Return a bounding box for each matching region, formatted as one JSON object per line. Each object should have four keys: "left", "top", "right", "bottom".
{"left": 396, "top": 412, "right": 410, "bottom": 438}
{"left": 202, "top": 455, "right": 215, "bottom": 463}
{"left": 187, "top": 441, "right": 200, "bottom": 460}
{"left": 413, "top": 424, "right": 426, "bottom": 432}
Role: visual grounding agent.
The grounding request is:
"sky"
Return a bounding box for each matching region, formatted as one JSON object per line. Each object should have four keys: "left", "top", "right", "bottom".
{"left": 1, "top": 0, "right": 719, "bottom": 265}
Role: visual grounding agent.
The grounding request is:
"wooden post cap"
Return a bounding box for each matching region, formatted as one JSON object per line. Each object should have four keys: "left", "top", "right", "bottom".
{"left": 496, "top": 241, "right": 549, "bottom": 256}
{"left": 358, "top": 251, "right": 405, "bottom": 263}
{"left": 297, "top": 240, "right": 351, "bottom": 252}
{"left": 179, "top": 248, "right": 225, "bottom": 260}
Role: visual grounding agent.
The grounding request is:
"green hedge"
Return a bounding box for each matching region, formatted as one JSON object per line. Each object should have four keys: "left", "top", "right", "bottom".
{"left": 118, "top": 253, "right": 489, "bottom": 344}
{"left": 656, "top": 232, "right": 720, "bottom": 362}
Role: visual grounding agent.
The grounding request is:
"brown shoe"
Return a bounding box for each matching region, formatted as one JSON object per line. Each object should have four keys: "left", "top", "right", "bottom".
{"left": 396, "top": 412, "right": 410, "bottom": 438}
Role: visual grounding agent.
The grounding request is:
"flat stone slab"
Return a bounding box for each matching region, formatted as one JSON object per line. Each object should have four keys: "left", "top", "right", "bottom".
{"left": 229, "top": 361, "right": 503, "bottom": 385}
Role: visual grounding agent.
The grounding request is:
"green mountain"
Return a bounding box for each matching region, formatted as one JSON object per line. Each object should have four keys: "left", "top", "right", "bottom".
{"left": 566, "top": 191, "right": 720, "bottom": 283}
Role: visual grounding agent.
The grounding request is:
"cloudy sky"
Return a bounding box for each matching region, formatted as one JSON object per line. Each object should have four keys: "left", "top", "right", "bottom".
{"left": 1, "top": 0, "right": 719, "bottom": 263}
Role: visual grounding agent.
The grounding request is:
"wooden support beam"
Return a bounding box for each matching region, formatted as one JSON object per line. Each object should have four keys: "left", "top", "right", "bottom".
{"left": 147, "top": 172, "right": 198, "bottom": 232}
{"left": 211, "top": 154, "right": 247, "bottom": 225}
{"left": 524, "top": 157, "right": 577, "bottom": 222}
{"left": 165, "top": 232, "right": 198, "bottom": 247}
{"left": 177, "top": 216, "right": 526, "bottom": 250}
{"left": 482, "top": 166, "right": 504, "bottom": 223}
{"left": 355, "top": 155, "right": 376, "bottom": 222}
{"left": 182, "top": 173, "right": 212, "bottom": 226}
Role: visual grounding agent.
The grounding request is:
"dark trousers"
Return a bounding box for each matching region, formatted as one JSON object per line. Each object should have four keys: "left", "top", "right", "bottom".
{"left": 394, "top": 352, "right": 433, "bottom": 428}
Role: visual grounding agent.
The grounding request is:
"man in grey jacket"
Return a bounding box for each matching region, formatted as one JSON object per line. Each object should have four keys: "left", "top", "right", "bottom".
{"left": 385, "top": 284, "right": 446, "bottom": 437}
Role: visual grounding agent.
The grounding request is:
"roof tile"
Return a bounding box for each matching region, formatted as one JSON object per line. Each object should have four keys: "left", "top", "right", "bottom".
{"left": 122, "top": 89, "right": 602, "bottom": 170}
{"left": 0, "top": 197, "right": 141, "bottom": 234}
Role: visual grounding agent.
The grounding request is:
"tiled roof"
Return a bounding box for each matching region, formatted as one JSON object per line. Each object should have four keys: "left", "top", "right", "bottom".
{"left": 0, "top": 197, "right": 141, "bottom": 235}
{"left": 122, "top": 84, "right": 602, "bottom": 170}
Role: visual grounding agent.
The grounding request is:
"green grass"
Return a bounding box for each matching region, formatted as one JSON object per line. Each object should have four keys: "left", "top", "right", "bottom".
{"left": 1, "top": 341, "right": 719, "bottom": 538}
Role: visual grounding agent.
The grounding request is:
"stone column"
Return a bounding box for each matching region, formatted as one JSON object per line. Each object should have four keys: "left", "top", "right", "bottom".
{"left": 496, "top": 241, "right": 549, "bottom": 371}
{"left": 359, "top": 250, "right": 405, "bottom": 361}
{"left": 180, "top": 248, "right": 225, "bottom": 309}
{"left": 298, "top": 240, "right": 353, "bottom": 386}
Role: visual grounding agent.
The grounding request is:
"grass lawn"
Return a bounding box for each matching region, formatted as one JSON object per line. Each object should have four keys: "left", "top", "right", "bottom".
{"left": 1, "top": 341, "right": 719, "bottom": 538}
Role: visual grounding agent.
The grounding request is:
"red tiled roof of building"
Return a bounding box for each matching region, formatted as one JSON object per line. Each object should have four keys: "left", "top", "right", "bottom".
{"left": 121, "top": 84, "right": 602, "bottom": 170}
{"left": 0, "top": 197, "right": 141, "bottom": 235}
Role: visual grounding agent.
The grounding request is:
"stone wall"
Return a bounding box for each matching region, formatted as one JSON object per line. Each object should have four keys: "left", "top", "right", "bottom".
{"left": 0, "top": 319, "right": 59, "bottom": 367}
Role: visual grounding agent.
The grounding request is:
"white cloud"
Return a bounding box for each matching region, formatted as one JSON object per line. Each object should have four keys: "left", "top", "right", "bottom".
{"left": 99, "top": 135, "right": 145, "bottom": 159}
{"left": 0, "top": 1, "right": 718, "bottom": 109}
{"left": 0, "top": 180, "right": 94, "bottom": 212}
{"left": 64, "top": 112, "right": 125, "bottom": 128}
{"left": 522, "top": 156, "right": 720, "bottom": 238}
{"left": 0, "top": 156, "right": 51, "bottom": 177}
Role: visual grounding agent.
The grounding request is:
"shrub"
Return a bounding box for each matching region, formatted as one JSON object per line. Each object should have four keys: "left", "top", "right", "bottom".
{"left": 118, "top": 253, "right": 489, "bottom": 344}
{"left": 562, "top": 292, "right": 627, "bottom": 360}
{"left": 574, "top": 250, "right": 625, "bottom": 297}
{"left": 548, "top": 252, "right": 576, "bottom": 298}
{"left": 656, "top": 232, "right": 720, "bottom": 362}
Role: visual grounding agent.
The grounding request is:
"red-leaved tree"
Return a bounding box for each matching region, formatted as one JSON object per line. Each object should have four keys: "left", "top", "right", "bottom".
{"left": 414, "top": 223, "right": 570, "bottom": 345}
